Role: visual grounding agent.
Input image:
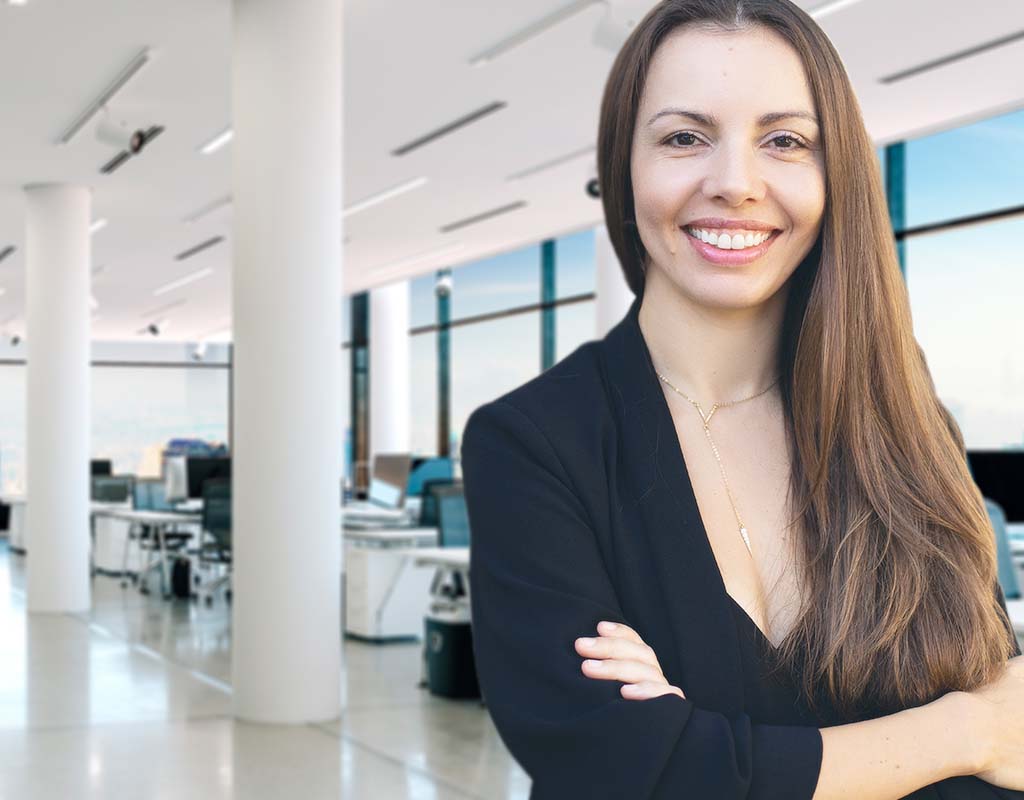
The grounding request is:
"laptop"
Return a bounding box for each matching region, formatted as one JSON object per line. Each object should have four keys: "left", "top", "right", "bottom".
{"left": 343, "top": 453, "right": 412, "bottom": 523}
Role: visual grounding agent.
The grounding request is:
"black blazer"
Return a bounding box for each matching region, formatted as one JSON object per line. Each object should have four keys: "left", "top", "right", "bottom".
{"left": 460, "top": 293, "right": 1022, "bottom": 800}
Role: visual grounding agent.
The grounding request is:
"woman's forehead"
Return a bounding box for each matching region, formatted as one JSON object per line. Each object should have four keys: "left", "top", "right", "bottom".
{"left": 640, "top": 26, "right": 815, "bottom": 119}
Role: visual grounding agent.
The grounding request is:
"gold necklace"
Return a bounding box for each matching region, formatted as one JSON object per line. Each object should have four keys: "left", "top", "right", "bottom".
{"left": 655, "top": 370, "right": 780, "bottom": 557}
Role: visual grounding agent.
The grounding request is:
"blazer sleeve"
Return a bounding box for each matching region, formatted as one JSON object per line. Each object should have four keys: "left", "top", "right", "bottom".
{"left": 461, "top": 398, "right": 823, "bottom": 800}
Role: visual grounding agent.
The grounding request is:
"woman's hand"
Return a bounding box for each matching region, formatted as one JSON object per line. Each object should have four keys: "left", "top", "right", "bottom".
{"left": 574, "top": 620, "right": 686, "bottom": 701}
{"left": 970, "top": 654, "right": 1024, "bottom": 789}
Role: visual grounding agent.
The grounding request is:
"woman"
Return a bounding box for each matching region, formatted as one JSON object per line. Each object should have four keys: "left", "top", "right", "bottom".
{"left": 459, "top": 1, "right": 1024, "bottom": 797}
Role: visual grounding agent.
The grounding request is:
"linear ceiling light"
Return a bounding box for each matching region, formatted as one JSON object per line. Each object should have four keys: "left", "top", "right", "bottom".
{"left": 469, "top": 0, "right": 599, "bottom": 66}
{"left": 507, "top": 144, "right": 595, "bottom": 181}
{"left": 343, "top": 177, "right": 428, "bottom": 218}
{"left": 199, "top": 127, "right": 233, "bottom": 155}
{"left": 440, "top": 201, "right": 526, "bottom": 233}
{"left": 90, "top": 218, "right": 108, "bottom": 234}
{"left": 879, "top": 29, "right": 1024, "bottom": 84}
{"left": 153, "top": 267, "right": 214, "bottom": 297}
{"left": 391, "top": 101, "right": 507, "bottom": 156}
{"left": 140, "top": 298, "right": 186, "bottom": 319}
{"left": 175, "top": 236, "right": 224, "bottom": 261}
{"left": 808, "top": 0, "right": 866, "bottom": 18}
{"left": 57, "top": 47, "right": 151, "bottom": 145}
{"left": 184, "top": 195, "right": 232, "bottom": 224}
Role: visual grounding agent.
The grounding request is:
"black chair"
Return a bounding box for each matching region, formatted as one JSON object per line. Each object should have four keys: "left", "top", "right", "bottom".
{"left": 196, "top": 478, "right": 232, "bottom": 605}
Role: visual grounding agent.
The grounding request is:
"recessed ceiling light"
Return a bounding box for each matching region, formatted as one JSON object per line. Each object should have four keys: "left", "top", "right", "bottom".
{"left": 199, "top": 127, "right": 233, "bottom": 155}
{"left": 343, "top": 177, "right": 428, "bottom": 218}
{"left": 7, "top": 0, "right": 29, "bottom": 7}
{"left": 153, "top": 267, "right": 214, "bottom": 297}
{"left": 89, "top": 218, "right": 108, "bottom": 234}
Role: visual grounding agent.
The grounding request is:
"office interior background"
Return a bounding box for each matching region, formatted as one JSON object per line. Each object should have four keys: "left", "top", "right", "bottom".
{"left": 0, "top": 0, "right": 1022, "bottom": 797}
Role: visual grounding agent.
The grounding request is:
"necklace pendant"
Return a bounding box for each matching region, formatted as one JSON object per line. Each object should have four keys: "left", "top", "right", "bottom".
{"left": 739, "top": 525, "right": 752, "bottom": 555}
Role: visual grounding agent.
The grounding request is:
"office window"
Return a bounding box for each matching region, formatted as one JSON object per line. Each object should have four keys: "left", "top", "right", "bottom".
{"left": 450, "top": 311, "right": 541, "bottom": 457}
{"left": 410, "top": 273, "right": 436, "bottom": 329}
{"left": 410, "top": 331, "right": 438, "bottom": 457}
{"left": 555, "top": 227, "right": 596, "bottom": 299}
{"left": 906, "top": 215, "right": 1024, "bottom": 449}
{"left": 0, "top": 364, "right": 230, "bottom": 490}
{"left": 905, "top": 107, "right": 1024, "bottom": 228}
{"left": 450, "top": 244, "right": 540, "bottom": 321}
{"left": 556, "top": 300, "right": 596, "bottom": 364}
{"left": 92, "top": 366, "right": 230, "bottom": 476}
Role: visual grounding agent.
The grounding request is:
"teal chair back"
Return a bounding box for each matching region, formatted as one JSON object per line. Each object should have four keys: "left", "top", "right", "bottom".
{"left": 987, "top": 498, "right": 1021, "bottom": 600}
{"left": 435, "top": 484, "right": 470, "bottom": 548}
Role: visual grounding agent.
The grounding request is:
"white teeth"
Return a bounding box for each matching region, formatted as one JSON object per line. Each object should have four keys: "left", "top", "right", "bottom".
{"left": 687, "top": 227, "right": 771, "bottom": 250}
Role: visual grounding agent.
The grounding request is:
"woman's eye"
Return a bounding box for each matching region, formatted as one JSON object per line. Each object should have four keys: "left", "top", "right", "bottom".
{"left": 663, "top": 132, "right": 808, "bottom": 150}
{"left": 769, "top": 134, "right": 806, "bottom": 150}
{"left": 665, "top": 132, "right": 701, "bottom": 148}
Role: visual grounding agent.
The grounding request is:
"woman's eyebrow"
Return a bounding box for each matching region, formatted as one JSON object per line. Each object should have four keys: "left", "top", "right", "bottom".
{"left": 646, "top": 108, "right": 819, "bottom": 128}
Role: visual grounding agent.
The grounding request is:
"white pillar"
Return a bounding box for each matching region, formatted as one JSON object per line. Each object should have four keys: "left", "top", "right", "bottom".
{"left": 369, "top": 282, "right": 411, "bottom": 458}
{"left": 231, "top": 0, "right": 343, "bottom": 723}
{"left": 23, "top": 184, "right": 91, "bottom": 613}
{"left": 595, "top": 223, "right": 635, "bottom": 338}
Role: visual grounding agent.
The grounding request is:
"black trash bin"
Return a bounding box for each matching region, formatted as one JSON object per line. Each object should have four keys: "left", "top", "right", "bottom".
{"left": 424, "top": 602, "right": 480, "bottom": 699}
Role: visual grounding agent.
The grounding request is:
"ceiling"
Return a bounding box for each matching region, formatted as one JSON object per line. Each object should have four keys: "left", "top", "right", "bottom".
{"left": 0, "top": 0, "right": 1021, "bottom": 342}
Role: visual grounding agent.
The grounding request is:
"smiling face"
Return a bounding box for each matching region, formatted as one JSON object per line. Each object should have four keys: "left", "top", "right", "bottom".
{"left": 630, "top": 24, "right": 826, "bottom": 311}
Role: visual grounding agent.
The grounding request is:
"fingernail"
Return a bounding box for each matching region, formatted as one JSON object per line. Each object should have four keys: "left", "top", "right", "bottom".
{"left": 583, "top": 660, "right": 602, "bottom": 669}
{"left": 598, "top": 621, "right": 617, "bottom": 632}
{"left": 577, "top": 637, "right": 595, "bottom": 647}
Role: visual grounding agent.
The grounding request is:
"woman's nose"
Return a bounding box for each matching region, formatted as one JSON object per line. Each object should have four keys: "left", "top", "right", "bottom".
{"left": 700, "top": 140, "right": 766, "bottom": 205}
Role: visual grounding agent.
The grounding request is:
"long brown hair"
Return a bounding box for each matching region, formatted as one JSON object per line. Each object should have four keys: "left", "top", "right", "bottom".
{"left": 597, "top": 0, "right": 1017, "bottom": 721}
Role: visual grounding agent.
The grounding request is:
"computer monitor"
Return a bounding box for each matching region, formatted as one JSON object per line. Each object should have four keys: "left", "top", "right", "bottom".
{"left": 186, "top": 456, "right": 231, "bottom": 499}
{"left": 967, "top": 450, "right": 1024, "bottom": 523}
{"left": 368, "top": 453, "right": 412, "bottom": 509}
{"left": 91, "top": 459, "right": 112, "bottom": 476}
{"left": 164, "top": 455, "right": 188, "bottom": 502}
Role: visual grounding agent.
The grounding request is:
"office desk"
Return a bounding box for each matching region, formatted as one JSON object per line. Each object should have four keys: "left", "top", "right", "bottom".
{"left": 413, "top": 547, "right": 471, "bottom": 606}
{"left": 342, "top": 525, "right": 439, "bottom": 641}
{"left": 93, "top": 508, "right": 202, "bottom": 597}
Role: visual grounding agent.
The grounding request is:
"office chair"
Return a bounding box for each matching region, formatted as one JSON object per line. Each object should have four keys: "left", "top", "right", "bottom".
{"left": 418, "top": 478, "right": 455, "bottom": 527}
{"left": 196, "top": 478, "right": 232, "bottom": 606}
{"left": 435, "top": 484, "right": 470, "bottom": 548}
{"left": 407, "top": 457, "right": 454, "bottom": 498}
{"left": 987, "top": 498, "right": 1022, "bottom": 600}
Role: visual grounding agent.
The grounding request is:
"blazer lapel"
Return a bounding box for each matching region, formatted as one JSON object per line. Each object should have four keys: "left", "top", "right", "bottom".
{"left": 601, "top": 295, "right": 745, "bottom": 714}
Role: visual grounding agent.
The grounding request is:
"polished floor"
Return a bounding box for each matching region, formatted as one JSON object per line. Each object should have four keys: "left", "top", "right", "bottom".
{"left": 0, "top": 540, "right": 530, "bottom": 800}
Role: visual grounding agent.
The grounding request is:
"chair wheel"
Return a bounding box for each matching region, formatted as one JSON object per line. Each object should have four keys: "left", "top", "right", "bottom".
{"left": 225, "top": 590, "right": 232, "bottom": 602}
{"left": 205, "top": 596, "right": 213, "bottom": 607}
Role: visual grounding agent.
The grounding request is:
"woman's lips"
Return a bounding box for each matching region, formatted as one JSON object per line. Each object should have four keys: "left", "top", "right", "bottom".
{"left": 681, "top": 227, "right": 781, "bottom": 266}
